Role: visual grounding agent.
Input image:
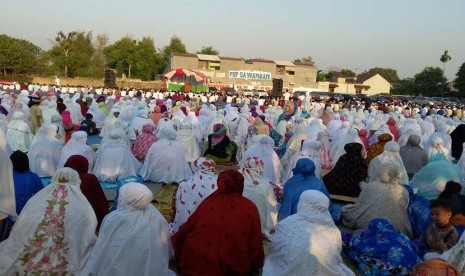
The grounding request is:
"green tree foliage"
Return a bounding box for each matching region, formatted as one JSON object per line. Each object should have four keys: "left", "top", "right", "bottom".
{"left": 392, "top": 78, "right": 416, "bottom": 96}
{"left": 413, "top": 67, "right": 447, "bottom": 96}
{"left": 197, "top": 46, "right": 219, "bottom": 55}
{"left": 104, "top": 36, "right": 158, "bottom": 80}
{"left": 340, "top": 69, "right": 356, "bottom": 77}
{"left": 316, "top": 70, "right": 331, "bottom": 81}
{"left": 366, "top": 67, "right": 400, "bottom": 83}
{"left": 0, "top": 34, "right": 43, "bottom": 75}
{"left": 440, "top": 50, "right": 452, "bottom": 73}
{"left": 454, "top": 62, "right": 465, "bottom": 94}
{"left": 134, "top": 37, "right": 158, "bottom": 81}
{"left": 104, "top": 36, "right": 139, "bottom": 78}
{"left": 47, "top": 31, "right": 94, "bottom": 77}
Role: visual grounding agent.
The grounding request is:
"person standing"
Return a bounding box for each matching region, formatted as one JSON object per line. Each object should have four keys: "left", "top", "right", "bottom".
{"left": 28, "top": 96, "right": 43, "bottom": 135}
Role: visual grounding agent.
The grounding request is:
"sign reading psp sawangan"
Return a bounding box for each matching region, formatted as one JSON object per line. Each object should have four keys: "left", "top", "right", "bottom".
{"left": 229, "top": 70, "right": 271, "bottom": 80}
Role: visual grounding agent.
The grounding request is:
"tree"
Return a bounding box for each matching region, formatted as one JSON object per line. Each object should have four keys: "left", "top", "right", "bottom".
{"left": 366, "top": 67, "right": 400, "bottom": 83}
{"left": 340, "top": 69, "right": 356, "bottom": 77}
{"left": 104, "top": 36, "right": 138, "bottom": 78}
{"left": 53, "top": 31, "right": 77, "bottom": 77}
{"left": 440, "top": 50, "right": 452, "bottom": 96}
{"left": 316, "top": 70, "right": 331, "bottom": 81}
{"left": 47, "top": 31, "right": 95, "bottom": 78}
{"left": 440, "top": 50, "right": 452, "bottom": 75}
{"left": 454, "top": 62, "right": 465, "bottom": 95}
{"left": 293, "top": 56, "right": 314, "bottom": 65}
{"left": 197, "top": 46, "right": 219, "bottom": 55}
{"left": 392, "top": 78, "right": 417, "bottom": 96}
{"left": 134, "top": 37, "right": 158, "bottom": 81}
{"left": 413, "top": 67, "right": 447, "bottom": 96}
{"left": 104, "top": 36, "right": 159, "bottom": 81}
{"left": 0, "top": 35, "right": 43, "bottom": 75}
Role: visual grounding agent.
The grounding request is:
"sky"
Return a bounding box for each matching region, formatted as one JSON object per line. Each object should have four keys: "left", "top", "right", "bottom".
{"left": 2, "top": 0, "right": 465, "bottom": 80}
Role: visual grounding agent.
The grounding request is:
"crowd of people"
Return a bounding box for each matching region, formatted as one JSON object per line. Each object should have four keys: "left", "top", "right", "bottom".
{"left": 1, "top": 85, "right": 465, "bottom": 275}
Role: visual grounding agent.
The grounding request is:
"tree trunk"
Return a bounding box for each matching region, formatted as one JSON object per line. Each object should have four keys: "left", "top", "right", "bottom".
{"left": 64, "top": 65, "right": 68, "bottom": 78}
{"left": 128, "top": 64, "right": 132, "bottom": 78}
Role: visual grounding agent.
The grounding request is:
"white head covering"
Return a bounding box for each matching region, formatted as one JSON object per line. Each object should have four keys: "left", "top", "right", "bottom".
{"left": 0, "top": 148, "right": 16, "bottom": 220}
{"left": 82, "top": 182, "right": 174, "bottom": 276}
{"left": 157, "top": 126, "right": 177, "bottom": 140}
{"left": 41, "top": 100, "right": 59, "bottom": 123}
{"left": 176, "top": 115, "right": 201, "bottom": 163}
{"left": 28, "top": 123, "right": 63, "bottom": 177}
{"left": 242, "top": 136, "right": 284, "bottom": 185}
{"left": 427, "top": 136, "right": 450, "bottom": 161}
{"left": 0, "top": 168, "right": 97, "bottom": 275}
{"left": 0, "top": 118, "right": 12, "bottom": 156}
{"left": 51, "top": 114, "right": 65, "bottom": 144}
{"left": 140, "top": 127, "right": 193, "bottom": 183}
{"left": 241, "top": 156, "right": 278, "bottom": 239}
{"left": 331, "top": 128, "right": 364, "bottom": 167}
{"left": 127, "top": 109, "right": 154, "bottom": 140}
{"left": 368, "top": 141, "right": 409, "bottom": 184}
{"left": 263, "top": 190, "right": 354, "bottom": 276}
{"left": 284, "top": 140, "right": 323, "bottom": 183}
{"left": 172, "top": 158, "right": 218, "bottom": 234}
{"left": 6, "top": 111, "right": 33, "bottom": 152}
{"left": 92, "top": 129, "right": 142, "bottom": 183}
{"left": 88, "top": 103, "right": 106, "bottom": 129}
{"left": 57, "top": 131, "right": 97, "bottom": 171}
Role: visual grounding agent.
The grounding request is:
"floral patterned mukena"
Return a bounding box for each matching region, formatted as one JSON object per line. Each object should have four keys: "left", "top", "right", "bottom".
{"left": 19, "top": 184, "right": 70, "bottom": 274}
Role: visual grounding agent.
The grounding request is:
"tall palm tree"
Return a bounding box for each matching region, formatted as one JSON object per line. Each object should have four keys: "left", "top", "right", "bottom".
{"left": 440, "top": 50, "right": 451, "bottom": 96}
{"left": 440, "top": 50, "right": 452, "bottom": 73}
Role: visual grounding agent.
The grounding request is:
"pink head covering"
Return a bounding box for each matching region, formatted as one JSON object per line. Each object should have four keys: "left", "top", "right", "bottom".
{"left": 358, "top": 129, "right": 369, "bottom": 149}
{"left": 61, "top": 110, "right": 72, "bottom": 125}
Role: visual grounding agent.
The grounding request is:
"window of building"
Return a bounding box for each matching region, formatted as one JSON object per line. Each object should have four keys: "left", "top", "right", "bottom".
{"left": 209, "top": 62, "right": 221, "bottom": 71}
{"left": 198, "top": 60, "right": 208, "bottom": 70}
{"left": 276, "top": 65, "right": 285, "bottom": 75}
{"left": 286, "top": 70, "right": 295, "bottom": 76}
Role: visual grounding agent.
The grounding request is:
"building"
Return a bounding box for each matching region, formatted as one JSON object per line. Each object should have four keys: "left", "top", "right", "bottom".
{"left": 166, "top": 53, "right": 317, "bottom": 91}
{"left": 317, "top": 72, "right": 391, "bottom": 95}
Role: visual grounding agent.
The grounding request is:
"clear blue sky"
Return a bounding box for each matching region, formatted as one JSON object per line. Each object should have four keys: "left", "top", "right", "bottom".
{"left": 2, "top": 0, "right": 464, "bottom": 80}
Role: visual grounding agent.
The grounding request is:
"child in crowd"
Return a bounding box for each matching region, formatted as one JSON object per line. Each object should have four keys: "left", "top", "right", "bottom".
{"left": 421, "top": 199, "right": 459, "bottom": 259}
{"left": 80, "top": 113, "right": 99, "bottom": 135}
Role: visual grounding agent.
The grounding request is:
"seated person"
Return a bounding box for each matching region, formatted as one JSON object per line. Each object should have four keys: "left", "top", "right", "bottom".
{"left": 343, "top": 164, "right": 412, "bottom": 238}
{"left": 343, "top": 218, "right": 421, "bottom": 275}
{"left": 80, "top": 113, "right": 100, "bottom": 135}
{"left": 9, "top": 151, "right": 43, "bottom": 215}
{"left": 171, "top": 170, "right": 264, "bottom": 275}
{"left": 421, "top": 199, "right": 459, "bottom": 260}
{"left": 92, "top": 129, "right": 141, "bottom": 183}
{"left": 264, "top": 190, "right": 354, "bottom": 275}
{"left": 82, "top": 183, "right": 174, "bottom": 275}
{"left": 204, "top": 123, "right": 237, "bottom": 163}
{"left": 438, "top": 181, "right": 465, "bottom": 225}
{"left": 323, "top": 143, "right": 367, "bottom": 198}
{"left": 279, "top": 158, "right": 341, "bottom": 222}
{"left": 64, "top": 155, "right": 109, "bottom": 232}
{"left": 139, "top": 126, "right": 192, "bottom": 183}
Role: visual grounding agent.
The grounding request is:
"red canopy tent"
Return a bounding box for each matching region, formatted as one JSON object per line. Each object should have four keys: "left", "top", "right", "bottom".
{"left": 164, "top": 68, "right": 208, "bottom": 82}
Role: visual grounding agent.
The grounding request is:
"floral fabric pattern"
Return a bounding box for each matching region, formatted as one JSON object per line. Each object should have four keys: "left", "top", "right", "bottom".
{"left": 343, "top": 218, "right": 421, "bottom": 275}
{"left": 19, "top": 184, "right": 70, "bottom": 274}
